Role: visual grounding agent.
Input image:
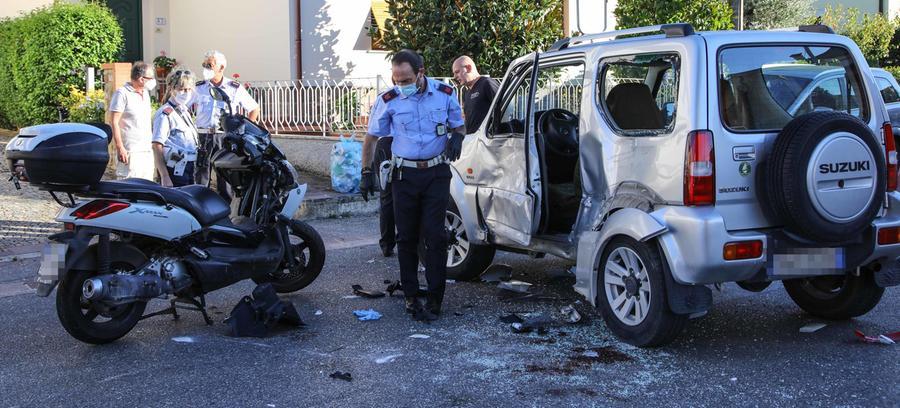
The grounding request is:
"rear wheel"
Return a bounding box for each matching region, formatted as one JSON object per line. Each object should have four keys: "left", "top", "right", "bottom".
{"left": 255, "top": 220, "right": 326, "bottom": 293}
{"left": 597, "top": 237, "right": 686, "bottom": 347}
{"left": 56, "top": 245, "right": 147, "bottom": 344}
{"left": 783, "top": 271, "right": 884, "bottom": 319}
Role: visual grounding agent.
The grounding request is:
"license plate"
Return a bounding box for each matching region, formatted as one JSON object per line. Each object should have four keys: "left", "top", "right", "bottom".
{"left": 37, "top": 243, "right": 67, "bottom": 285}
{"left": 769, "top": 247, "right": 845, "bottom": 277}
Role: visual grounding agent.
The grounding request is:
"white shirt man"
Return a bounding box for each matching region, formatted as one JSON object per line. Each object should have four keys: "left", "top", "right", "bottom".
{"left": 109, "top": 62, "right": 156, "bottom": 180}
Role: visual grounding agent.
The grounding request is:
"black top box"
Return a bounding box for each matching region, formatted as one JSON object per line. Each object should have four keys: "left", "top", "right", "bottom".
{"left": 5, "top": 123, "right": 111, "bottom": 191}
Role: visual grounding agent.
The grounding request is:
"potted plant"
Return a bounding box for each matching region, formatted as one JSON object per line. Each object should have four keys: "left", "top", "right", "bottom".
{"left": 153, "top": 51, "right": 177, "bottom": 78}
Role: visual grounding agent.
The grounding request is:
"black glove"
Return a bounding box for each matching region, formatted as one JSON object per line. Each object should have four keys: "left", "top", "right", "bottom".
{"left": 444, "top": 132, "right": 464, "bottom": 162}
{"left": 359, "top": 168, "right": 376, "bottom": 202}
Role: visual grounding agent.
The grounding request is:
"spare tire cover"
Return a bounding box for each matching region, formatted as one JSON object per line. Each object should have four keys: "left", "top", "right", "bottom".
{"left": 764, "top": 111, "right": 885, "bottom": 244}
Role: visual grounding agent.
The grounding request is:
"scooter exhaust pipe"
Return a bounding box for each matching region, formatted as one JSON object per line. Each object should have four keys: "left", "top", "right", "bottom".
{"left": 81, "top": 274, "right": 173, "bottom": 305}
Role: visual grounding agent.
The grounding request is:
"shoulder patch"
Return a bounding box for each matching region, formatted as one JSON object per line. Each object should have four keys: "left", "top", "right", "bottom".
{"left": 162, "top": 106, "right": 174, "bottom": 115}
{"left": 437, "top": 83, "right": 454, "bottom": 95}
{"left": 195, "top": 80, "right": 207, "bottom": 87}
{"left": 381, "top": 89, "right": 399, "bottom": 103}
{"left": 229, "top": 80, "right": 240, "bottom": 88}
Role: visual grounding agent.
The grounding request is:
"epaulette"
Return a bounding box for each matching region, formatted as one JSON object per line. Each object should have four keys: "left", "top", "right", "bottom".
{"left": 437, "top": 83, "right": 454, "bottom": 95}
{"left": 229, "top": 80, "right": 240, "bottom": 88}
{"left": 195, "top": 80, "right": 207, "bottom": 87}
{"left": 381, "top": 88, "right": 399, "bottom": 103}
{"left": 162, "top": 106, "right": 174, "bottom": 115}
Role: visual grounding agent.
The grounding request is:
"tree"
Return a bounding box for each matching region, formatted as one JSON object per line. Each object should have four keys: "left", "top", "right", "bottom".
{"left": 614, "top": 0, "right": 735, "bottom": 31}
{"left": 818, "top": 6, "right": 895, "bottom": 64}
{"left": 378, "top": 0, "right": 562, "bottom": 78}
{"left": 744, "top": 0, "right": 815, "bottom": 30}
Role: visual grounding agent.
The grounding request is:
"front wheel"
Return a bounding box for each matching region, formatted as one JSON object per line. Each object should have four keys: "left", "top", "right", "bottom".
{"left": 597, "top": 237, "right": 686, "bottom": 347}
{"left": 56, "top": 245, "right": 148, "bottom": 344}
{"left": 783, "top": 271, "right": 884, "bottom": 320}
{"left": 255, "top": 220, "right": 326, "bottom": 293}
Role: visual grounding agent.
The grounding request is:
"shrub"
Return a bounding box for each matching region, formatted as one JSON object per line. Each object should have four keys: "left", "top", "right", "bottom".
{"left": 744, "top": 0, "right": 815, "bottom": 30}
{"left": 884, "top": 66, "right": 900, "bottom": 82}
{"left": 614, "top": 0, "right": 735, "bottom": 31}
{"left": 378, "top": 0, "right": 562, "bottom": 78}
{"left": 883, "top": 17, "right": 900, "bottom": 67}
{"left": 58, "top": 86, "right": 105, "bottom": 124}
{"left": 817, "top": 6, "right": 894, "bottom": 64}
{"left": 0, "top": 2, "right": 122, "bottom": 128}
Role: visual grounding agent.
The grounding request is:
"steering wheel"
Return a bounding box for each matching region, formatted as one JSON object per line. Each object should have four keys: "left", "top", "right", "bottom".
{"left": 538, "top": 109, "right": 579, "bottom": 157}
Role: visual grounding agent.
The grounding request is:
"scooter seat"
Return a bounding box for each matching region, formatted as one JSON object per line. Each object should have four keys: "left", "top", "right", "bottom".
{"left": 91, "top": 179, "right": 230, "bottom": 226}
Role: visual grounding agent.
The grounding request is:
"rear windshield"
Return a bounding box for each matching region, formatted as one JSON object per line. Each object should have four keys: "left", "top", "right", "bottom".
{"left": 719, "top": 45, "right": 869, "bottom": 132}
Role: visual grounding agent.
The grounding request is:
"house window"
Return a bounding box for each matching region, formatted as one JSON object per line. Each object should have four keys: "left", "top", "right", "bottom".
{"left": 369, "top": 0, "right": 390, "bottom": 51}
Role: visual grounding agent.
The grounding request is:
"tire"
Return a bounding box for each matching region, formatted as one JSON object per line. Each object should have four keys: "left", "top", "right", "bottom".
{"left": 55, "top": 244, "right": 148, "bottom": 344}
{"left": 255, "top": 220, "right": 326, "bottom": 293}
{"left": 783, "top": 271, "right": 884, "bottom": 320}
{"left": 418, "top": 202, "right": 495, "bottom": 281}
{"left": 597, "top": 237, "right": 686, "bottom": 347}
{"left": 764, "top": 111, "right": 885, "bottom": 244}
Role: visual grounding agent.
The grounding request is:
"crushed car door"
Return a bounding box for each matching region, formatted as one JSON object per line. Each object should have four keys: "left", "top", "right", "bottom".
{"left": 475, "top": 53, "right": 542, "bottom": 246}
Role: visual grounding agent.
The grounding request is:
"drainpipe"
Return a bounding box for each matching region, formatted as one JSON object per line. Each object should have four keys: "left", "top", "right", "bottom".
{"left": 296, "top": 0, "right": 303, "bottom": 81}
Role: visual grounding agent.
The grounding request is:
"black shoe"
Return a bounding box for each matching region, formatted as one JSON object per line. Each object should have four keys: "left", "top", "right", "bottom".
{"left": 381, "top": 246, "right": 394, "bottom": 257}
{"left": 425, "top": 293, "right": 443, "bottom": 316}
{"left": 405, "top": 297, "right": 421, "bottom": 315}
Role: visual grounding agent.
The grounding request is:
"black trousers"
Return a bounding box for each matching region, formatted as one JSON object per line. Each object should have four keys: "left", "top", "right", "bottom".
{"left": 195, "top": 132, "right": 232, "bottom": 203}
{"left": 166, "top": 162, "right": 195, "bottom": 187}
{"left": 375, "top": 137, "right": 395, "bottom": 251}
{"left": 392, "top": 163, "right": 451, "bottom": 299}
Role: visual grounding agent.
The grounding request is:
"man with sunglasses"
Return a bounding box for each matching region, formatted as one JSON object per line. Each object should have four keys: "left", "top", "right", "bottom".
{"left": 109, "top": 61, "right": 156, "bottom": 180}
{"left": 192, "top": 50, "right": 260, "bottom": 202}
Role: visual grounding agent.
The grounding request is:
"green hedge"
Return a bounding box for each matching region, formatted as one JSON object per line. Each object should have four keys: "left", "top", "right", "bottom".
{"left": 0, "top": 2, "right": 122, "bottom": 129}
{"left": 884, "top": 66, "right": 900, "bottom": 82}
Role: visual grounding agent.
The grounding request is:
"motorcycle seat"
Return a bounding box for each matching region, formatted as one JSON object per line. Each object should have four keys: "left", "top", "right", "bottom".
{"left": 90, "top": 179, "right": 230, "bottom": 226}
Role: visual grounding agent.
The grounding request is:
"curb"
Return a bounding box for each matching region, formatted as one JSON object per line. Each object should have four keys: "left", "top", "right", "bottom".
{"left": 297, "top": 193, "right": 378, "bottom": 220}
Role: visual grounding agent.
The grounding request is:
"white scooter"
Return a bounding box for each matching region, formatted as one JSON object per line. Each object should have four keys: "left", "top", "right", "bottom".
{"left": 6, "top": 87, "right": 325, "bottom": 344}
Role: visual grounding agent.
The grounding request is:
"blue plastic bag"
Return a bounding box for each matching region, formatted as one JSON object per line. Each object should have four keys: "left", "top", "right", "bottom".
{"left": 330, "top": 135, "right": 362, "bottom": 193}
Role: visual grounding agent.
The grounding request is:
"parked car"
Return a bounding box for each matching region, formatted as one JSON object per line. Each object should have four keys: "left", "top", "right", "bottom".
{"left": 440, "top": 23, "right": 900, "bottom": 347}
{"left": 872, "top": 68, "right": 900, "bottom": 138}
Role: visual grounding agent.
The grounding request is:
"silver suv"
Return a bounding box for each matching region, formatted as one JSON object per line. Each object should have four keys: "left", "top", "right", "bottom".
{"left": 442, "top": 23, "right": 900, "bottom": 347}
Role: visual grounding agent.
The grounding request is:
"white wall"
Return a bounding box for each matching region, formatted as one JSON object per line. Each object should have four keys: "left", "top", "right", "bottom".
{"left": 568, "top": 0, "right": 618, "bottom": 34}
{"left": 300, "top": 0, "right": 391, "bottom": 81}
{"left": 0, "top": 0, "right": 65, "bottom": 19}
{"left": 814, "top": 0, "right": 888, "bottom": 15}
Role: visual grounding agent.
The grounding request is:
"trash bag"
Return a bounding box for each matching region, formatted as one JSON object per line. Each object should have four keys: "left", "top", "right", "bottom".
{"left": 330, "top": 134, "right": 362, "bottom": 193}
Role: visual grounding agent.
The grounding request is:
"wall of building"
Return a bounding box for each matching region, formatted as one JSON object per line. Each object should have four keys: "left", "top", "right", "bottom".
{"left": 813, "top": 0, "right": 895, "bottom": 15}
{"left": 0, "top": 0, "right": 53, "bottom": 19}
{"left": 300, "top": 0, "right": 391, "bottom": 82}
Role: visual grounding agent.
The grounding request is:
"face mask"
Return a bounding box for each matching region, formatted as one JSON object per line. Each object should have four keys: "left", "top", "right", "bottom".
{"left": 202, "top": 68, "right": 215, "bottom": 81}
{"left": 398, "top": 83, "right": 417, "bottom": 97}
{"left": 173, "top": 91, "right": 192, "bottom": 106}
{"left": 145, "top": 78, "right": 157, "bottom": 91}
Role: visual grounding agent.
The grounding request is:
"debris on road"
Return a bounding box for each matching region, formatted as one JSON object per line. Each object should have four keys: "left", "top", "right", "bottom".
{"left": 480, "top": 264, "right": 512, "bottom": 282}
{"left": 560, "top": 305, "right": 582, "bottom": 324}
{"left": 385, "top": 280, "right": 402, "bottom": 296}
{"left": 510, "top": 315, "right": 555, "bottom": 334}
{"left": 453, "top": 311, "right": 464, "bottom": 316}
{"left": 171, "top": 336, "right": 196, "bottom": 343}
{"left": 854, "top": 329, "right": 899, "bottom": 345}
{"left": 314, "top": 310, "right": 323, "bottom": 316}
{"left": 352, "top": 284, "right": 386, "bottom": 299}
{"left": 799, "top": 322, "right": 827, "bottom": 333}
{"left": 375, "top": 354, "right": 403, "bottom": 364}
{"left": 353, "top": 309, "right": 383, "bottom": 321}
{"left": 226, "top": 284, "right": 304, "bottom": 338}
{"left": 409, "top": 334, "right": 430, "bottom": 339}
{"left": 341, "top": 295, "right": 361, "bottom": 299}
{"left": 446, "top": 279, "right": 456, "bottom": 284}
{"left": 329, "top": 371, "right": 353, "bottom": 382}
{"left": 497, "top": 280, "right": 532, "bottom": 293}
{"left": 499, "top": 313, "right": 524, "bottom": 324}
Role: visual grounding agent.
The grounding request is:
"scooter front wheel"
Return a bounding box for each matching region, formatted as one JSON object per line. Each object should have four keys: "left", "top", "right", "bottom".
{"left": 255, "top": 220, "right": 326, "bottom": 293}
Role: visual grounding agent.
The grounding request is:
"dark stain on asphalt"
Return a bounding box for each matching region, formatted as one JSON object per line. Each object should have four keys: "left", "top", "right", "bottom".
{"left": 524, "top": 346, "right": 633, "bottom": 375}
{"left": 545, "top": 387, "right": 600, "bottom": 397}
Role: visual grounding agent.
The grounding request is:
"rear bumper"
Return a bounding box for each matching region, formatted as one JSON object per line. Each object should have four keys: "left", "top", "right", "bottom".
{"left": 652, "top": 192, "right": 900, "bottom": 285}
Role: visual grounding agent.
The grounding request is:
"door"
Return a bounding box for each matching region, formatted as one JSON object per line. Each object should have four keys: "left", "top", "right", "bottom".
{"left": 106, "top": 0, "right": 143, "bottom": 62}
{"left": 473, "top": 54, "right": 541, "bottom": 246}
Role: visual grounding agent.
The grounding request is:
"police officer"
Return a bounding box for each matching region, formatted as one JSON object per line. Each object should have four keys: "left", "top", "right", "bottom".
{"left": 360, "top": 50, "right": 465, "bottom": 321}
{"left": 152, "top": 68, "right": 199, "bottom": 187}
{"left": 192, "top": 50, "right": 260, "bottom": 201}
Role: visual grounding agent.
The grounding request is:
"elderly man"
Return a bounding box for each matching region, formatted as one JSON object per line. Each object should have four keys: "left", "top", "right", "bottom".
{"left": 193, "top": 50, "right": 260, "bottom": 202}
{"left": 109, "top": 61, "right": 156, "bottom": 180}
{"left": 452, "top": 56, "right": 500, "bottom": 134}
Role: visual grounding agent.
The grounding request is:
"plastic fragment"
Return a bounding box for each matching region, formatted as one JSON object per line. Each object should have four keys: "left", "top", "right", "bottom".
{"left": 375, "top": 354, "right": 403, "bottom": 364}
{"left": 799, "top": 322, "right": 827, "bottom": 333}
{"left": 480, "top": 264, "right": 513, "bottom": 282}
{"left": 329, "top": 371, "right": 353, "bottom": 382}
{"left": 171, "top": 336, "right": 195, "bottom": 343}
{"left": 560, "top": 305, "right": 582, "bottom": 324}
{"left": 314, "top": 310, "right": 323, "bottom": 316}
{"left": 854, "top": 329, "right": 899, "bottom": 345}
{"left": 497, "top": 280, "right": 532, "bottom": 293}
{"left": 352, "top": 284, "right": 386, "bottom": 299}
{"left": 409, "top": 333, "right": 430, "bottom": 339}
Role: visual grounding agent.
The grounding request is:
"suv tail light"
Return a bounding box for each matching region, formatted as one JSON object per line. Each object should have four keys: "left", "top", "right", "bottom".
{"left": 72, "top": 200, "right": 130, "bottom": 220}
{"left": 684, "top": 130, "right": 715, "bottom": 206}
{"left": 884, "top": 122, "right": 897, "bottom": 192}
{"left": 723, "top": 240, "right": 763, "bottom": 260}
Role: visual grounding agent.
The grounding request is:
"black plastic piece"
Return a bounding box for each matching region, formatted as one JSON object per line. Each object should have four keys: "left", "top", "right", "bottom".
{"left": 549, "top": 37, "right": 571, "bottom": 51}
{"left": 661, "top": 23, "right": 694, "bottom": 37}
{"left": 799, "top": 24, "right": 835, "bottom": 34}
{"left": 226, "top": 284, "right": 303, "bottom": 337}
{"left": 6, "top": 131, "right": 108, "bottom": 190}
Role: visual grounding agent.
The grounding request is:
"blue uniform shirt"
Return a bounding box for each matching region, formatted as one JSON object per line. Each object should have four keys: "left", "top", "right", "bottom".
{"left": 368, "top": 78, "right": 464, "bottom": 160}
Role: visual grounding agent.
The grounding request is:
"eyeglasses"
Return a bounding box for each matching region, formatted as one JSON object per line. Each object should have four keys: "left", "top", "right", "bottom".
{"left": 201, "top": 62, "right": 214, "bottom": 69}
{"left": 173, "top": 70, "right": 192, "bottom": 76}
{"left": 141, "top": 76, "right": 154, "bottom": 80}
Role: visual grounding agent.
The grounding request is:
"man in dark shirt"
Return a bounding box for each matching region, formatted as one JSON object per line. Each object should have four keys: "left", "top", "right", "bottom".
{"left": 452, "top": 56, "right": 500, "bottom": 134}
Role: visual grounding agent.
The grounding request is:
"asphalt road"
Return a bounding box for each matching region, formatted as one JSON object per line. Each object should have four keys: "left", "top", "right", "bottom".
{"left": 0, "top": 215, "right": 897, "bottom": 407}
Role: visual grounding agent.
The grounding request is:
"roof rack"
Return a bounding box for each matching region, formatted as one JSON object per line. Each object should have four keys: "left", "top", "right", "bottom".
{"left": 549, "top": 23, "right": 695, "bottom": 51}
{"left": 798, "top": 24, "right": 834, "bottom": 34}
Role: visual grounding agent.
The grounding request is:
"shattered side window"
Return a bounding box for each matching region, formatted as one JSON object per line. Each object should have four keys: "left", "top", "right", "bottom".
{"left": 597, "top": 53, "right": 680, "bottom": 134}
{"left": 719, "top": 45, "right": 869, "bottom": 132}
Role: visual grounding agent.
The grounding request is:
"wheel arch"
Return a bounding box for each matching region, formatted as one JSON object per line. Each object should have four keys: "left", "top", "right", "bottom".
{"left": 449, "top": 166, "right": 485, "bottom": 244}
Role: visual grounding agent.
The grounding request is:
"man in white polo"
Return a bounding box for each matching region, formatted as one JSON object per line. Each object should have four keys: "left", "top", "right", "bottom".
{"left": 109, "top": 61, "right": 156, "bottom": 180}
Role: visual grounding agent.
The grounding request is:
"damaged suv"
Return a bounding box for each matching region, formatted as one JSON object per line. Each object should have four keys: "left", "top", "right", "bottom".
{"left": 443, "top": 23, "right": 900, "bottom": 346}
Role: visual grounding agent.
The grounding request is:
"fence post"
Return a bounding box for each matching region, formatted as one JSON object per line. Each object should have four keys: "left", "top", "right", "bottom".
{"left": 85, "top": 66, "right": 95, "bottom": 92}
{"left": 321, "top": 82, "right": 327, "bottom": 137}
